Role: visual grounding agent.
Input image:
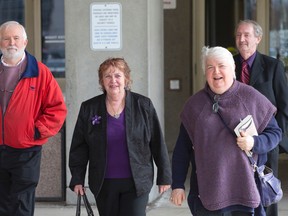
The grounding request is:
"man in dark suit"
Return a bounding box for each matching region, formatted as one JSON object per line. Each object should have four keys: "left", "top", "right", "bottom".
{"left": 234, "top": 19, "right": 288, "bottom": 216}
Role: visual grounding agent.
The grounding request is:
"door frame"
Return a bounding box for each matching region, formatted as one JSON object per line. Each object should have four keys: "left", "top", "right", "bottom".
{"left": 25, "top": 0, "right": 42, "bottom": 60}
{"left": 192, "top": 0, "right": 205, "bottom": 93}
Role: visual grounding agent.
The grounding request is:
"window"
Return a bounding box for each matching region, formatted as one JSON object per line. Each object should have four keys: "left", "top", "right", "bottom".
{"left": 0, "top": 0, "right": 24, "bottom": 25}
{"left": 41, "top": 0, "right": 65, "bottom": 78}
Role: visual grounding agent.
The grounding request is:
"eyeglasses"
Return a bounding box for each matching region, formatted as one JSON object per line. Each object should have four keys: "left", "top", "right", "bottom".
{"left": 212, "top": 94, "right": 220, "bottom": 113}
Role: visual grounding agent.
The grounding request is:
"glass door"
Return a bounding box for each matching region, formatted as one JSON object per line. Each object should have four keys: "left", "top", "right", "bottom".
{"left": 269, "top": 0, "right": 288, "bottom": 77}
{"left": 41, "top": 0, "right": 65, "bottom": 78}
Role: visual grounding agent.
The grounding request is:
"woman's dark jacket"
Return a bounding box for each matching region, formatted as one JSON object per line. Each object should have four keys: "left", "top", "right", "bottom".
{"left": 69, "top": 90, "right": 172, "bottom": 197}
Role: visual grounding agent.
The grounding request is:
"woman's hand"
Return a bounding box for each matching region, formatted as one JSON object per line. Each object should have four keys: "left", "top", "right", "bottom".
{"left": 236, "top": 131, "right": 254, "bottom": 151}
{"left": 158, "top": 185, "right": 171, "bottom": 194}
{"left": 170, "top": 188, "right": 186, "bottom": 206}
{"left": 74, "top": 184, "right": 85, "bottom": 195}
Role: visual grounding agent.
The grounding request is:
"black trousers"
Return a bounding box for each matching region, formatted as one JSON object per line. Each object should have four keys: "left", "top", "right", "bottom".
{"left": 265, "top": 145, "right": 279, "bottom": 216}
{"left": 95, "top": 178, "right": 149, "bottom": 216}
{"left": 0, "top": 146, "right": 41, "bottom": 216}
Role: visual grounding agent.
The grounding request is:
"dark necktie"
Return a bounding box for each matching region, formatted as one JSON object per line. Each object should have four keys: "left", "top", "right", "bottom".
{"left": 241, "top": 61, "right": 249, "bottom": 84}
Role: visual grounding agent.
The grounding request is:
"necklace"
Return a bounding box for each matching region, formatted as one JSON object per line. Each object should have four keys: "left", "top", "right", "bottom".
{"left": 107, "top": 98, "right": 124, "bottom": 119}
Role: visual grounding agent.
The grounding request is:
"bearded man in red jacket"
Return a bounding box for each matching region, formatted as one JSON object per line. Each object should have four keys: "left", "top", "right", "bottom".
{"left": 0, "top": 21, "right": 67, "bottom": 216}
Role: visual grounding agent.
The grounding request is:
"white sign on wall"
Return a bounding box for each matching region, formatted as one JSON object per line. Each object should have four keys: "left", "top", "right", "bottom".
{"left": 90, "top": 3, "right": 122, "bottom": 50}
{"left": 163, "top": 0, "right": 176, "bottom": 9}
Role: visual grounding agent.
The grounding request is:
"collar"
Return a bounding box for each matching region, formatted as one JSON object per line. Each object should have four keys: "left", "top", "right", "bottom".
{"left": 240, "top": 52, "right": 256, "bottom": 68}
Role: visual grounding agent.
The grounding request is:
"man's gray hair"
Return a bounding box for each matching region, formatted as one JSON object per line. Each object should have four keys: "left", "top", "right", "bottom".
{"left": 0, "top": 21, "right": 27, "bottom": 40}
{"left": 236, "top": 19, "right": 263, "bottom": 38}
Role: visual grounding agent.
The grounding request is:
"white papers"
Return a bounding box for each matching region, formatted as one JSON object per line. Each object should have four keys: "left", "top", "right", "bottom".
{"left": 234, "top": 115, "right": 258, "bottom": 137}
{"left": 234, "top": 115, "right": 258, "bottom": 157}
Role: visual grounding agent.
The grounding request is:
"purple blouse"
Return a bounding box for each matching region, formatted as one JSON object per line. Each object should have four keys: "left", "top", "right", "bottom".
{"left": 105, "top": 110, "right": 132, "bottom": 178}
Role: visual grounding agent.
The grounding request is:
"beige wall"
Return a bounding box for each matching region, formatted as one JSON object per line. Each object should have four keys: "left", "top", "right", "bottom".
{"left": 164, "top": 1, "right": 193, "bottom": 151}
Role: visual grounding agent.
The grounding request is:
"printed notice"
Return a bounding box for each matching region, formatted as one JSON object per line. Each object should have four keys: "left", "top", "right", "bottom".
{"left": 90, "top": 3, "right": 122, "bottom": 50}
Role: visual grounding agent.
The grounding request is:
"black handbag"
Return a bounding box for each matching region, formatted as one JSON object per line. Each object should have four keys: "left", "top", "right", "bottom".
{"left": 76, "top": 192, "right": 94, "bottom": 216}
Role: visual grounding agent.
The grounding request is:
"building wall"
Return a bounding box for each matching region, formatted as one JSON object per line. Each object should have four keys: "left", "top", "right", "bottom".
{"left": 164, "top": 1, "right": 193, "bottom": 152}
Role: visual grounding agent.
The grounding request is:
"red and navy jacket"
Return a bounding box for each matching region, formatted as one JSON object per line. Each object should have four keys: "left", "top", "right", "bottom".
{"left": 0, "top": 51, "right": 67, "bottom": 149}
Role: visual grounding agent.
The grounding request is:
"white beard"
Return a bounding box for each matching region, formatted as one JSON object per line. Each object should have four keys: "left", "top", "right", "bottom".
{"left": 1, "top": 47, "right": 25, "bottom": 61}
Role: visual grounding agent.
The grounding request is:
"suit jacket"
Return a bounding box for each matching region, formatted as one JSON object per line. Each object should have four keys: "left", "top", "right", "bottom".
{"left": 234, "top": 51, "right": 288, "bottom": 152}
{"left": 69, "top": 90, "right": 172, "bottom": 197}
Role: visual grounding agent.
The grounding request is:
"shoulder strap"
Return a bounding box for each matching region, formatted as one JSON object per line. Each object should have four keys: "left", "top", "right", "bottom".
{"left": 206, "top": 92, "right": 257, "bottom": 170}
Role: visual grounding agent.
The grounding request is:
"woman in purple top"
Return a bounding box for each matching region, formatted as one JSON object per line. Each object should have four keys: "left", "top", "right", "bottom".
{"left": 69, "top": 58, "right": 172, "bottom": 216}
{"left": 170, "top": 46, "right": 282, "bottom": 216}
